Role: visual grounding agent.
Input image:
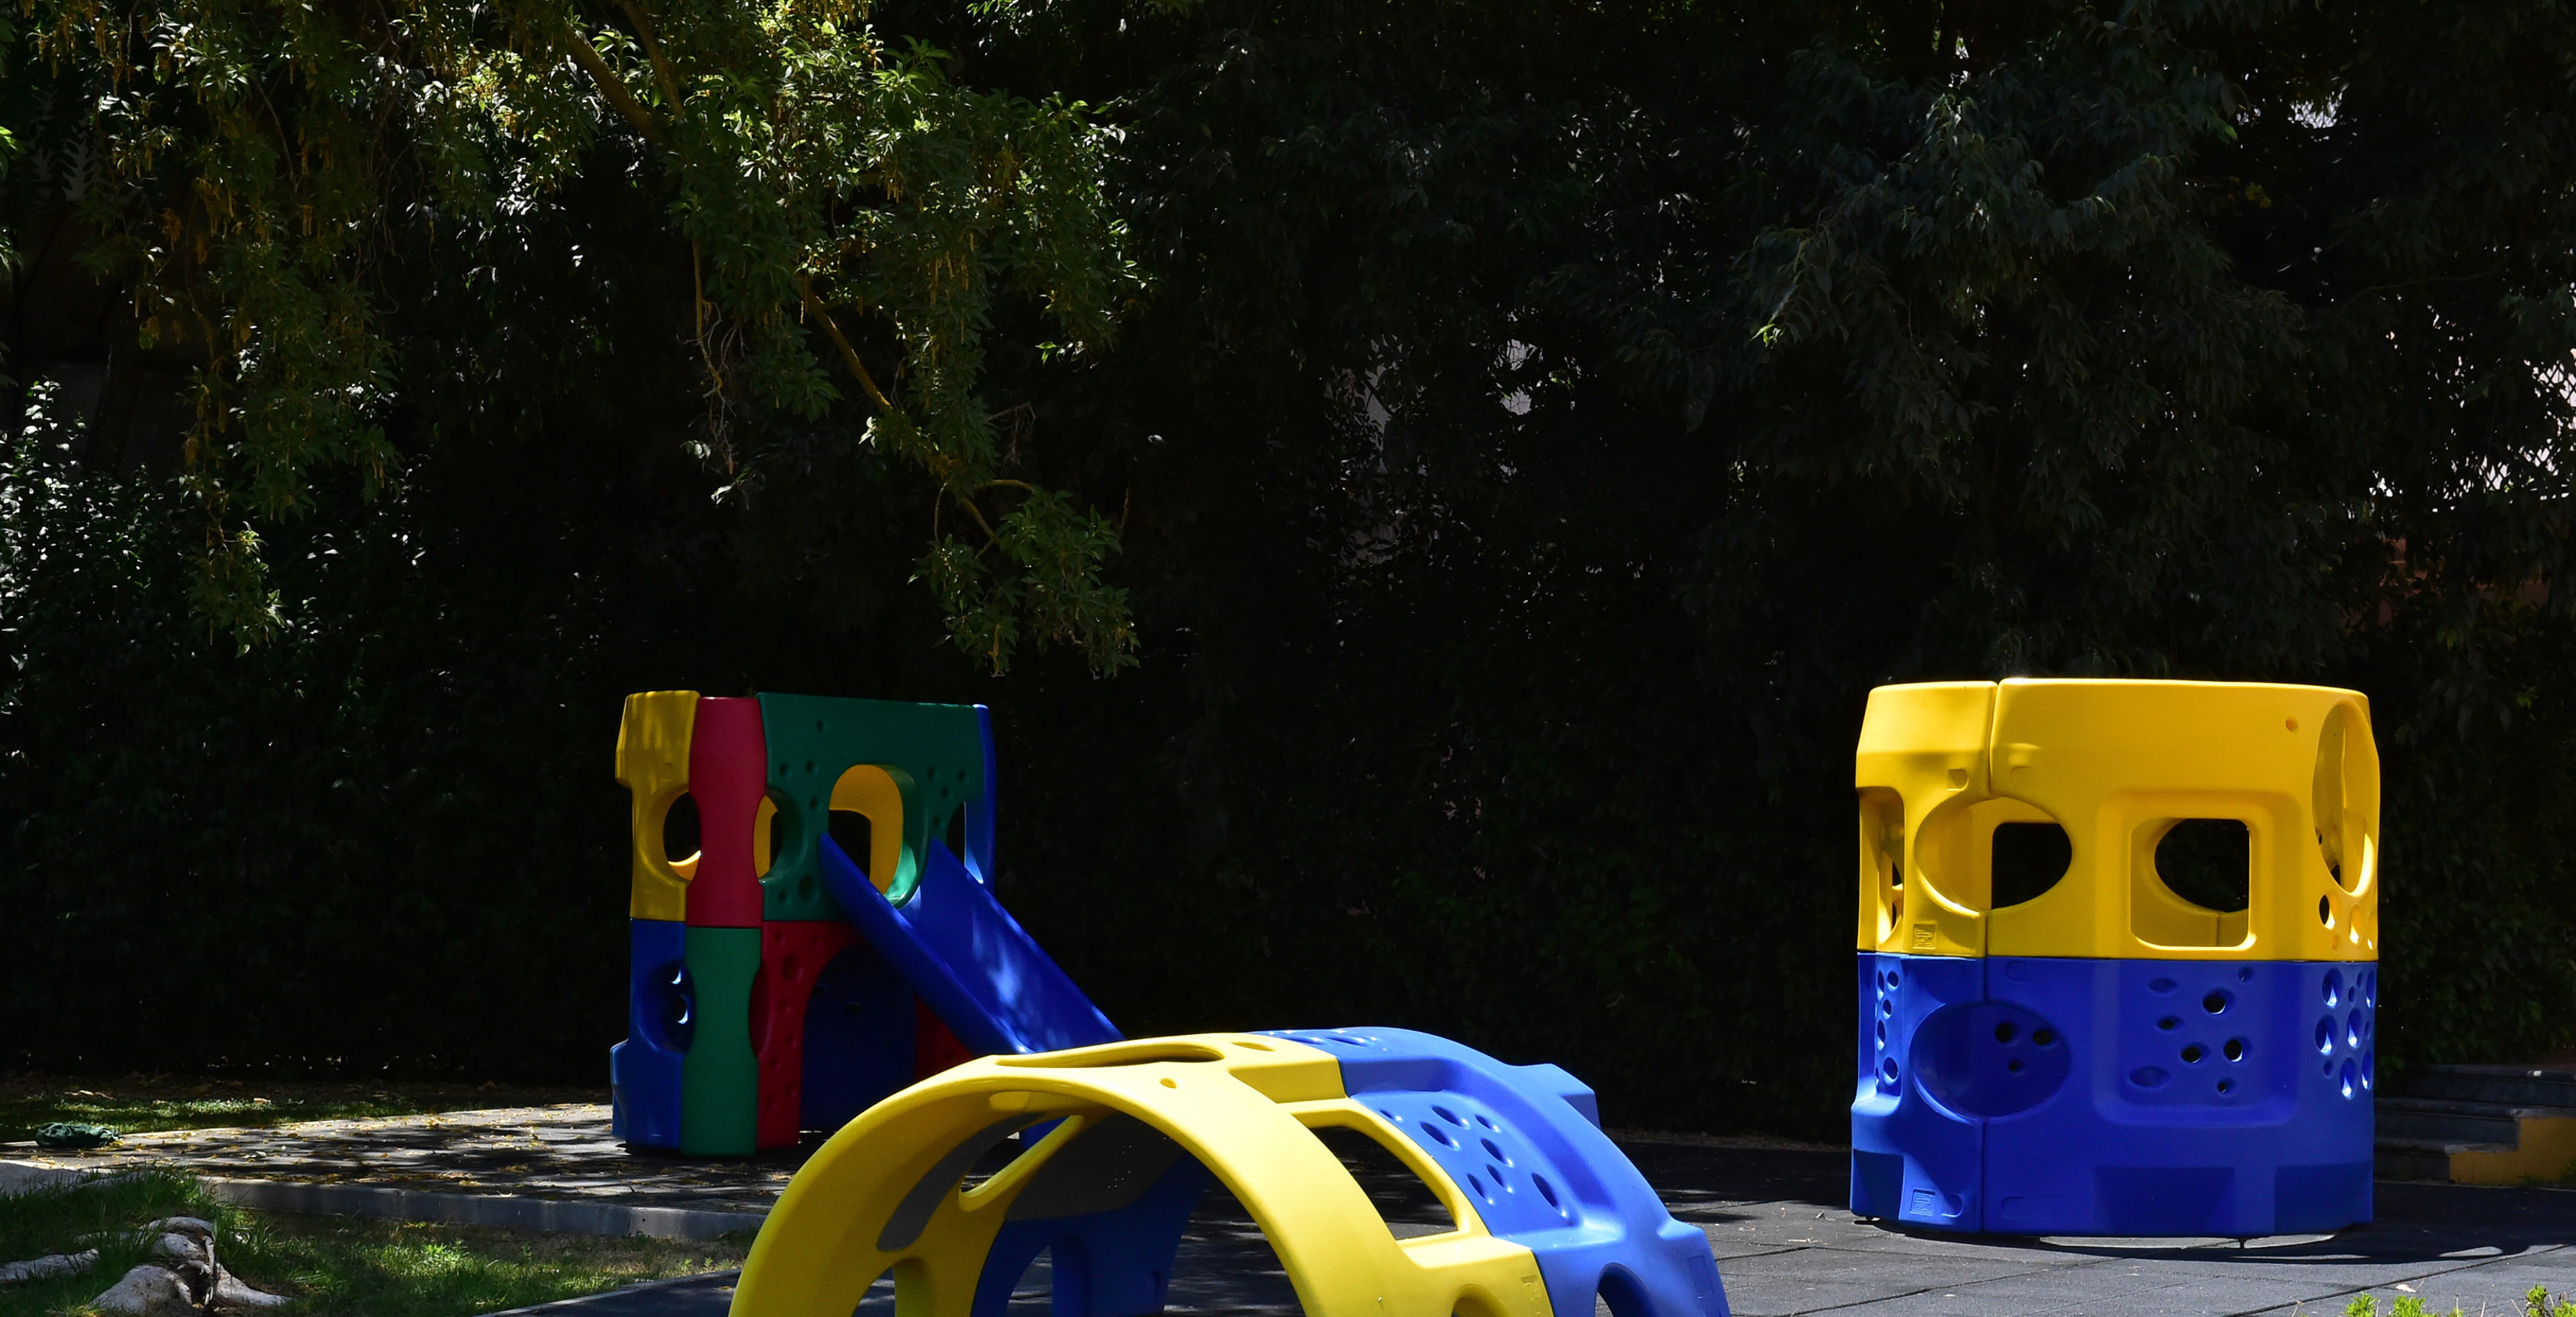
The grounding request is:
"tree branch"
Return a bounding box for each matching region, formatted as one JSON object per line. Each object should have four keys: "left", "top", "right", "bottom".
{"left": 795, "top": 276, "right": 894, "bottom": 411}
{"left": 607, "top": 0, "right": 685, "bottom": 117}
{"left": 561, "top": 23, "right": 665, "bottom": 146}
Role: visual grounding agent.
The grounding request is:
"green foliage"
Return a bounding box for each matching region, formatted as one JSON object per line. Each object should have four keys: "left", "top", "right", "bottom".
{"left": 2343, "top": 1288, "right": 2576, "bottom": 1317}
{"left": 0, "top": 0, "right": 1139, "bottom": 668}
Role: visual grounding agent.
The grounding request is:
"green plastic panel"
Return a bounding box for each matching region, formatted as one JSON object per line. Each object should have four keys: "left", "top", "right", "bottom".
{"left": 679, "top": 925, "right": 760, "bottom": 1156}
{"left": 756, "top": 695, "right": 988, "bottom": 915}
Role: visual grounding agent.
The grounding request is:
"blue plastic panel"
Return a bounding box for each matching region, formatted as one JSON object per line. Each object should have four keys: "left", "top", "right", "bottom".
{"left": 963, "top": 706, "right": 999, "bottom": 885}
{"left": 1270, "top": 1027, "right": 1730, "bottom": 1317}
{"left": 796, "top": 940, "right": 919, "bottom": 1133}
{"left": 1853, "top": 953, "right": 2377, "bottom": 1237}
{"left": 1850, "top": 954, "right": 1985, "bottom": 1232}
{"left": 967, "top": 1150, "right": 1212, "bottom": 1317}
{"left": 818, "top": 832, "right": 1120, "bottom": 1057}
{"left": 610, "top": 918, "right": 689, "bottom": 1150}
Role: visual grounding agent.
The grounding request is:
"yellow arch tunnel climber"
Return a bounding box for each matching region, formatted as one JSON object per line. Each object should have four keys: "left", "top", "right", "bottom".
{"left": 735, "top": 1029, "right": 1730, "bottom": 1317}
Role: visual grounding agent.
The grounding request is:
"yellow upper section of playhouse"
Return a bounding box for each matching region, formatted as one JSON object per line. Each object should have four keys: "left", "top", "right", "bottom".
{"left": 1856, "top": 679, "right": 2379, "bottom": 962}
{"left": 617, "top": 691, "right": 702, "bottom": 922}
{"left": 734, "top": 1033, "right": 1553, "bottom": 1317}
{"left": 617, "top": 693, "right": 915, "bottom": 921}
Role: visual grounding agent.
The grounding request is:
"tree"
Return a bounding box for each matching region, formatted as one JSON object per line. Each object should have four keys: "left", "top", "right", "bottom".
{"left": 4, "top": 0, "right": 2574, "bottom": 1130}
{"left": 0, "top": 0, "right": 1140, "bottom": 671}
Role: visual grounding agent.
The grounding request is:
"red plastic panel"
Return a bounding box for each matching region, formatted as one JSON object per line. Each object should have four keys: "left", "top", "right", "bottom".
{"left": 685, "top": 697, "right": 768, "bottom": 928}
{"left": 914, "top": 998, "right": 975, "bottom": 1079}
{"left": 751, "top": 919, "right": 861, "bottom": 1149}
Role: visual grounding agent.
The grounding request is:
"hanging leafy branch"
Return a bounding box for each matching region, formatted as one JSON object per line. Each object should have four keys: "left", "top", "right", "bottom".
{"left": 0, "top": 0, "right": 1142, "bottom": 672}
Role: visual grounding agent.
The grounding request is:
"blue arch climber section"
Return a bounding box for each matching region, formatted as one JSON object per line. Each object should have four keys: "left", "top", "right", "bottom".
{"left": 1266, "top": 1027, "right": 1730, "bottom": 1317}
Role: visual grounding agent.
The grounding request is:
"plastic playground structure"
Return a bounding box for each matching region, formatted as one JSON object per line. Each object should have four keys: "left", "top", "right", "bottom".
{"left": 610, "top": 691, "right": 1732, "bottom": 1317}
{"left": 1852, "top": 679, "right": 2380, "bottom": 1237}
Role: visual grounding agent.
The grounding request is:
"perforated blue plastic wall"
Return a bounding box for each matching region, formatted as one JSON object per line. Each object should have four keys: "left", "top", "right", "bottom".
{"left": 1853, "top": 953, "right": 2376, "bottom": 1236}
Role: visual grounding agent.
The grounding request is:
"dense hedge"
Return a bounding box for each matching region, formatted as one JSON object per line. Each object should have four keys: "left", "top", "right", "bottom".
{"left": 7, "top": 0, "right": 2576, "bottom": 1139}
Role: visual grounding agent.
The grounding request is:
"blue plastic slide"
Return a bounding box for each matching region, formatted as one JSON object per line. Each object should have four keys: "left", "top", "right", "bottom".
{"left": 817, "top": 830, "right": 1120, "bottom": 1058}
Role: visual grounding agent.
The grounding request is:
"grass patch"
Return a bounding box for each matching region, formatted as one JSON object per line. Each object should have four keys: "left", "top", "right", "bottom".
{"left": 2344, "top": 1290, "right": 2576, "bottom": 1317}
{"left": 0, "top": 1172, "right": 746, "bottom": 1317}
{"left": 0, "top": 1075, "right": 600, "bottom": 1144}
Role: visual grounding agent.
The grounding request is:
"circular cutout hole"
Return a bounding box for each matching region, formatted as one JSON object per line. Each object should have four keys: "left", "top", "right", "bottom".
{"left": 2286, "top": 716, "right": 2299, "bottom": 731}
{"left": 2217, "top": 1079, "right": 2235, "bottom": 1095}
{"left": 1476, "top": 1114, "right": 1498, "bottom": 1130}
{"left": 1880, "top": 998, "right": 1895, "bottom": 1018}
{"left": 2339, "top": 1060, "right": 2357, "bottom": 1100}
{"left": 2158, "top": 1017, "right": 2180, "bottom": 1032}
{"left": 1159, "top": 1077, "right": 1178, "bottom": 1089}
{"left": 1880, "top": 1058, "right": 1900, "bottom": 1084}
{"left": 2181, "top": 1045, "right": 2205, "bottom": 1065}
{"left": 1482, "top": 1139, "right": 1510, "bottom": 1164}
{"left": 2203, "top": 990, "right": 2229, "bottom": 1015}
{"left": 2320, "top": 895, "right": 2334, "bottom": 927}
{"left": 2315, "top": 1017, "right": 2335, "bottom": 1054}
{"left": 661, "top": 793, "right": 703, "bottom": 864}
{"left": 2007, "top": 1059, "right": 2024, "bottom": 1074}
{"left": 1488, "top": 1163, "right": 1509, "bottom": 1188}
{"left": 1421, "top": 1122, "right": 1458, "bottom": 1149}
{"left": 1532, "top": 1174, "right": 1561, "bottom": 1210}
{"left": 2323, "top": 970, "right": 2343, "bottom": 1008}
{"left": 1433, "top": 1105, "right": 1466, "bottom": 1126}
{"left": 2149, "top": 978, "right": 2178, "bottom": 994}
{"left": 2346, "top": 1013, "right": 2363, "bottom": 1050}
{"left": 2238, "top": 967, "right": 2253, "bottom": 982}
{"left": 2224, "top": 1038, "right": 2246, "bottom": 1061}
{"left": 2130, "top": 1066, "right": 2169, "bottom": 1088}
{"left": 1993, "top": 1022, "right": 2018, "bottom": 1044}
{"left": 1237, "top": 1040, "right": 1274, "bottom": 1051}
{"left": 2362, "top": 1051, "right": 2376, "bottom": 1087}
{"left": 1875, "top": 1022, "right": 1888, "bottom": 1046}
{"left": 2031, "top": 1028, "right": 2056, "bottom": 1047}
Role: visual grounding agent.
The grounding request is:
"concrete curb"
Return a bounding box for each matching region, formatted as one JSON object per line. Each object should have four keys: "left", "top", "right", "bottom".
{"left": 0, "top": 1161, "right": 766, "bottom": 1241}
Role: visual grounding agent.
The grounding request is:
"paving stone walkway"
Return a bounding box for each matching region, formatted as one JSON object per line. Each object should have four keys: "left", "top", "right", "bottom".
{"left": 9, "top": 1109, "right": 2574, "bottom": 1316}
{"left": 0, "top": 1105, "right": 790, "bottom": 1217}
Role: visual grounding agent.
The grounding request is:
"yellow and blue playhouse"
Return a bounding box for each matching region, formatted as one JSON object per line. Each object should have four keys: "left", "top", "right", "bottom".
{"left": 610, "top": 692, "right": 1730, "bottom": 1317}
{"left": 1852, "top": 679, "right": 2380, "bottom": 1237}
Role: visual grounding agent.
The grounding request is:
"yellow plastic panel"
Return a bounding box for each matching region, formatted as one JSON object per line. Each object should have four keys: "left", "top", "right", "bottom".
{"left": 830, "top": 764, "right": 906, "bottom": 893}
{"left": 1982, "top": 679, "right": 2378, "bottom": 961}
{"left": 732, "top": 1034, "right": 1553, "bottom": 1317}
{"left": 1854, "top": 682, "right": 1998, "bottom": 957}
{"left": 617, "top": 691, "right": 700, "bottom": 921}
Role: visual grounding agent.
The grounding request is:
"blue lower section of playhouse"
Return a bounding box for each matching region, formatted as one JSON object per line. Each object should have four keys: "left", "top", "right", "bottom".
{"left": 611, "top": 918, "right": 690, "bottom": 1149}
{"left": 1271, "top": 1027, "right": 1730, "bottom": 1317}
{"left": 1852, "top": 953, "right": 2377, "bottom": 1237}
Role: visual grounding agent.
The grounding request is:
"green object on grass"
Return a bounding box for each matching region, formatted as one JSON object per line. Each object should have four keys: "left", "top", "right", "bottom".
{"left": 34, "top": 1122, "right": 117, "bottom": 1149}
